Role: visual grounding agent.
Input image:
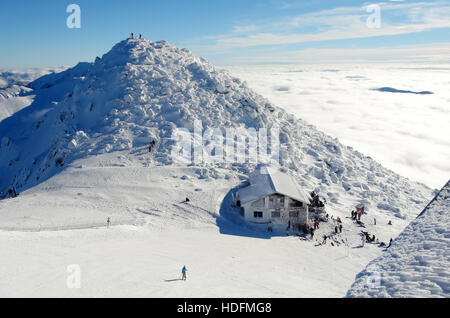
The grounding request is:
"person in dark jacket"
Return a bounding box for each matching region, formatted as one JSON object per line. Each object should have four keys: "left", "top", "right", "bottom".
{"left": 8, "top": 189, "right": 13, "bottom": 198}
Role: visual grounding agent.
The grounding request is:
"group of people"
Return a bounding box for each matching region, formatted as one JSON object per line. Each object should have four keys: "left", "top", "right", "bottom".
{"left": 360, "top": 230, "right": 393, "bottom": 249}
{"left": 334, "top": 223, "right": 343, "bottom": 234}
{"left": 351, "top": 210, "right": 363, "bottom": 221}
{"left": 362, "top": 231, "right": 377, "bottom": 243}
{"left": 130, "top": 33, "right": 143, "bottom": 39}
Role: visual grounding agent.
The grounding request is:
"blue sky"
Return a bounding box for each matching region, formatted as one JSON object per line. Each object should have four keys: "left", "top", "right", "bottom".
{"left": 0, "top": 0, "right": 449, "bottom": 68}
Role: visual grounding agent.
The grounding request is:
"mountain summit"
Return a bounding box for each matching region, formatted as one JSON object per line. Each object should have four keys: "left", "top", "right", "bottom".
{"left": 0, "top": 38, "right": 431, "bottom": 222}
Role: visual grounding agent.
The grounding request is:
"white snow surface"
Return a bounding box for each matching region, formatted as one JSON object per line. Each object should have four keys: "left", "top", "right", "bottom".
{"left": 0, "top": 152, "right": 421, "bottom": 297}
{"left": 347, "top": 180, "right": 450, "bottom": 298}
{"left": 0, "top": 38, "right": 437, "bottom": 297}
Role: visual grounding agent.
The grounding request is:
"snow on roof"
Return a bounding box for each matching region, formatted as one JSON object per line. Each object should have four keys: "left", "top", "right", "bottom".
{"left": 237, "top": 167, "right": 310, "bottom": 205}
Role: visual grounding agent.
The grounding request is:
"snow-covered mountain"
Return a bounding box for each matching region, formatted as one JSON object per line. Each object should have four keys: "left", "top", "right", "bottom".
{"left": 0, "top": 38, "right": 431, "bottom": 212}
{"left": 0, "top": 84, "right": 33, "bottom": 122}
{"left": 0, "top": 38, "right": 437, "bottom": 297}
{"left": 0, "top": 68, "right": 69, "bottom": 122}
{"left": 346, "top": 180, "right": 450, "bottom": 298}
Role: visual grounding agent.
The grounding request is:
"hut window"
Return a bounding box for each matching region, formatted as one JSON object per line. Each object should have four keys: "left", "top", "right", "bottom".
{"left": 269, "top": 194, "right": 285, "bottom": 208}
{"left": 289, "top": 211, "right": 299, "bottom": 218}
{"left": 289, "top": 199, "right": 303, "bottom": 207}
{"left": 272, "top": 211, "right": 281, "bottom": 218}
{"left": 251, "top": 198, "right": 265, "bottom": 208}
{"left": 254, "top": 211, "right": 263, "bottom": 218}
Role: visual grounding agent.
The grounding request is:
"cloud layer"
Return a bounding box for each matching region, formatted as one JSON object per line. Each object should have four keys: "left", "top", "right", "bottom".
{"left": 226, "top": 63, "right": 450, "bottom": 189}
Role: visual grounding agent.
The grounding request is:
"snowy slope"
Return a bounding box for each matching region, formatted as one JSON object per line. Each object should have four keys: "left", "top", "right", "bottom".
{"left": 0, "top": 151, "right": 397, "bottom": 298}
{"left": 0, "top": 38, "right": 437, "bottom": 297}
{"left": 346, "top": 180, "right": 450, "bottom": 298}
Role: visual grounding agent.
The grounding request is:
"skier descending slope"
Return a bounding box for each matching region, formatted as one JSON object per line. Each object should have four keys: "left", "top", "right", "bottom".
{"left": 181, "top": 266, "right": 188, "bottom": 281}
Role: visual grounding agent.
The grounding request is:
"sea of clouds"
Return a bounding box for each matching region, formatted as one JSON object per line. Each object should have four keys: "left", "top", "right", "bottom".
{"left": 225, "top": 64, "right": 450, "bottom": 189}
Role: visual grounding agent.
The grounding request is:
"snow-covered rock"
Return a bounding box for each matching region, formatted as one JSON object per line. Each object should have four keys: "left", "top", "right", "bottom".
{"left": 346, "top": 180, "right": 450, "bottom": 298}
